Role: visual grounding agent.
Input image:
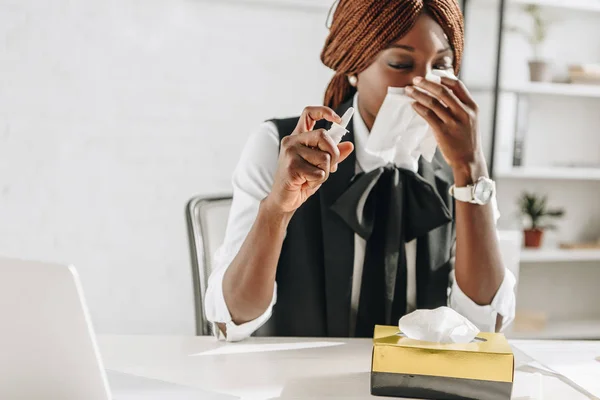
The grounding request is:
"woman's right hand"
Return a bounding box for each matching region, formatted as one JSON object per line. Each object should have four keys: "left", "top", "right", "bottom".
{"left": 265, "top": 106, "right": 355, "bottom": 214}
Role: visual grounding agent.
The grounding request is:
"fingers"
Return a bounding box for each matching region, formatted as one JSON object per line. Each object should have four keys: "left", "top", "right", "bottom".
{"left": 295, "top": 141, "right": 353, "bottom": 175}
{"left": 296, "top": 145, "right": 333, "bottom": 176}
{"left": 291, "top": 144, "right": 352, "bottom": 190}
{"left": 412, "top": 101, "right": 449, "bottom": 159}
{"left": 440, "top": 77, "right": 478, "bottom": 111}
{"left": 412, "top": 102, "right": 443, "bottom": 137}
{"left": 293, "top": 106, "right": 342, "bottom": 135}
{"left": 289, "top": 156, "right": 327, "bottom": 187}
{"left": 280, "top": 129, "right": 354, "bottom": 188}
{"left": 405, "top": 85, "right": 454, "bottom": 125}
{"left": 411, "top": 77, "right": 469, "bottom": 122}
{"left": 281, "top": 131, "right": 332, "bottom": 187}
{"left": 337, "top": 142, "right": 354, "bottom": 164}
{"left": 296, "top": 128, "right": 341, "bottom": 171}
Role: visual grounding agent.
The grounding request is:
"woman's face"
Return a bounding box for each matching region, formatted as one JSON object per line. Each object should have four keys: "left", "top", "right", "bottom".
{"left": 356, "top": 13, "right": 454, "bottom": 130}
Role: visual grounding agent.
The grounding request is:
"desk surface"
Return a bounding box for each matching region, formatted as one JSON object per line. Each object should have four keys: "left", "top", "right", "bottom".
{"left": 98, "top": 335, "right": 599, "bottom": 399}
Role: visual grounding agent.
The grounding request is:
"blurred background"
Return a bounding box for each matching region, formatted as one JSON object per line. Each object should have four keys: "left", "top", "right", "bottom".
{"left": 0, "top": 0, "right": 598, "bottom": 338}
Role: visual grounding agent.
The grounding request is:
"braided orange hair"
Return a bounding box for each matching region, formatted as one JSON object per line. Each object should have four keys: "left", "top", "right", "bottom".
{"left": 321, "top": 0, "right": 464, "bottom": 109}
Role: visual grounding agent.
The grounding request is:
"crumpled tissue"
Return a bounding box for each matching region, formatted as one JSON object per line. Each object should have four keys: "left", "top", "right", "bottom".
{"left": 363, "top": 69, "right": 457, "bottom": 171}
{"left": 399, "top": 306, "right": 480, "bottom": 344}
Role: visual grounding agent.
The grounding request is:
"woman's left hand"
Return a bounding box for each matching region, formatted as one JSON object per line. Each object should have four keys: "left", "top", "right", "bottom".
{"left": 405, "top": 76, "right": 486, "bottom": 177}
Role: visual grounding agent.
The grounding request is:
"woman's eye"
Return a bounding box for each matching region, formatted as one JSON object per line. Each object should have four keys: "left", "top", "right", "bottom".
{"left": 388, "top": 63, "right": 412, "bottom": 70}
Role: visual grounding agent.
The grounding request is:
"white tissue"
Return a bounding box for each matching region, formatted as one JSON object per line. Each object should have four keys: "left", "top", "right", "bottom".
{"left": 399, "top": 306, "right": 480, "bottom": 344}
{"left": 425, "top": 69, "right": 456, "bottom": 84}
{"left": 365, "top": 70, "right": 457, "bottom": 170}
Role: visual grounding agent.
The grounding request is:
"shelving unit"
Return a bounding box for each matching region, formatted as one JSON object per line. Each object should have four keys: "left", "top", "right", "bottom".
{"left": 464, "top": 0, "right": 600, "bottom": 340}
{"left": 502, "top": 82, "right": 600, "bottom": 98}
{"left": 495, "top": 166, "right": 600, "bottom": 180}
{"left": 520, "top": 248, "right": 600, "bottom": 263}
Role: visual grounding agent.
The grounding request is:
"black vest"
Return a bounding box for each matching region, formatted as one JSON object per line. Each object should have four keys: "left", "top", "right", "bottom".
{"left": 255, "top": 100, "right": 456, "bottom": 338}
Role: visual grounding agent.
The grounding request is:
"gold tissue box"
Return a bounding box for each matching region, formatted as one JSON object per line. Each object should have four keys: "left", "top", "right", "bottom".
{"left": 371, "top": 325, "right": 514, "bottom": 400}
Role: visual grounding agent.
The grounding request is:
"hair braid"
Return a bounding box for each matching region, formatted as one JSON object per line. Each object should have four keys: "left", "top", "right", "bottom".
{"left": 321, "top": 0, "right": 464, "bottom": 109}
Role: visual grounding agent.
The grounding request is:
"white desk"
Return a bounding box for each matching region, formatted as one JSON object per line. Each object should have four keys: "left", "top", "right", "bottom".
{"left": 98, "top": 335, "right": 600, "bottom": 399}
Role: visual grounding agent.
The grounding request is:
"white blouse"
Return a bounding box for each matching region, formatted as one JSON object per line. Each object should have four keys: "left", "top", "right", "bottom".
{"left": 205, "top": 102, "right": 516, "bottom": 342}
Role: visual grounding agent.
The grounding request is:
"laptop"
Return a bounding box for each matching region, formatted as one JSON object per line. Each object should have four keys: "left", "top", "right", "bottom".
{"left": 0, "top": 256, "right": 236, "bottom": 400}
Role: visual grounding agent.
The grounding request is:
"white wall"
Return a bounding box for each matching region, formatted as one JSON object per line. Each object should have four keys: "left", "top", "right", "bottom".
{"left": 2, "top": 0, "right": 598, "bottom": 333}
{"left": 0, "top": 0, "right": 333, "bottom": 334}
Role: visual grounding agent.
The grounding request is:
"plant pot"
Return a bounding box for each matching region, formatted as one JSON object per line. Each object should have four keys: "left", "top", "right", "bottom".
{"left": 524, "top": 229, "right": 544, "bottom": 248}
{"left": 528, "top": 61, "right": 553, "bottom": 82}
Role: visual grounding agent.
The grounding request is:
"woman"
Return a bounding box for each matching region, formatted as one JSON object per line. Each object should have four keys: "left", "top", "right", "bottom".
{"left": 205, "top": 0, "right": 516, "bottom": 341}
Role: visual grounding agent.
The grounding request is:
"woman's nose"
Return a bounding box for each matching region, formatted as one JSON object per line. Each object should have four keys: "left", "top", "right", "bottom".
{"left": 410, "top": 65, "right": 432, "bottom": 82}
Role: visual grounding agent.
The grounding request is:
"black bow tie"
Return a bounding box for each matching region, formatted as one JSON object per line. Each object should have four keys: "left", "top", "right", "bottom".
{"left": 330, "top": 164, "right": 452, "bottom": 336}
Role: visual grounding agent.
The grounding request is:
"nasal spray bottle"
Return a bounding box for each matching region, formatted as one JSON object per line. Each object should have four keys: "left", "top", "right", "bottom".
{"left": 326, "top": 107, "right": 355, "bottom": 145}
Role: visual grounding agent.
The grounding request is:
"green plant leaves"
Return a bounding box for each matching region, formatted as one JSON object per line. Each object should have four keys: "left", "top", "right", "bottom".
{"left": 517, "top": 192, "right": 565, "bottom": 230}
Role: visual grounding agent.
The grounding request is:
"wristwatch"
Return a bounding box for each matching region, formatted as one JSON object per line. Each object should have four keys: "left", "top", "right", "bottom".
{"left": 449, "top": 176, "right": 496, "bottom": 205}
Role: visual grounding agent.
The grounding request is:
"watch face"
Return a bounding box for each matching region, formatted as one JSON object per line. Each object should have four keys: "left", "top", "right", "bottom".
{"left": 474, "top": 178, "right": 494, "bottom": 204}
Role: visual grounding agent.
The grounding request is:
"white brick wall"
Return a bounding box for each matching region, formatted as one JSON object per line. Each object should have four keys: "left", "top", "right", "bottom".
{"left": 1, "top": 0, "right": 598, "bottom": 333}
{"left": 0, "top": 0, "right": 332, "bottom": 334}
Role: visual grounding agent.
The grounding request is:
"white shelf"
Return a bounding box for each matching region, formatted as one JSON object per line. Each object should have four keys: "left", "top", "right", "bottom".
{"left": 496, "top": 166, "right": 600, "bottom": 180}
{"left": 521, "top": 248, "right": 600, "bottom": 263}
{"left": 508, "top": 319, "right": 600, "bottom": 340}
{"left": 503, "top": 82, "right": 600, "bottom": 98}
{"left": 469, "top": 82, "right": 600, "bottom": 98}
{"left": 510, "top": 0, "right": 600, "bottom": 13}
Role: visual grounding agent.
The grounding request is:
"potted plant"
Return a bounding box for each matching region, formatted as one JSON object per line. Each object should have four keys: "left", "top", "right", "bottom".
{"left": 507, "top": 5, "right": 552, "bottom": 82}
{"left": 518, "top": 192, "right": 565, "bottom": 248}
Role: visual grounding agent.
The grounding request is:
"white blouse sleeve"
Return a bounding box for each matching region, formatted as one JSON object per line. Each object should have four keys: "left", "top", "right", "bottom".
{"left": 448, "top": 196, "right": 517, "bottom": 332}
{"left": 204, "top": 121, "right": 281, "bottom": 342}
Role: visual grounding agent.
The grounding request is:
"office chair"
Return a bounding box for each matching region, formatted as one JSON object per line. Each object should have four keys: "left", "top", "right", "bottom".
{"left": 186, "top": 195, "right": 233, "bottom": 336}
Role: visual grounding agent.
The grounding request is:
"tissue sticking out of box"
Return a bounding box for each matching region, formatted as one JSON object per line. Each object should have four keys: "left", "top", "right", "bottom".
{"left": 399, "top": 306, "right": 480, "bottom": 344}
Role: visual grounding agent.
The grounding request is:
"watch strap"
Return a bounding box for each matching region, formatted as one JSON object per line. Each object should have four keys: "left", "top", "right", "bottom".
{"left": 449, "top": 177, "right": 496, "bottom": 205}
{"left": 450, "top": 185, "right": 475, "bottom": 203}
